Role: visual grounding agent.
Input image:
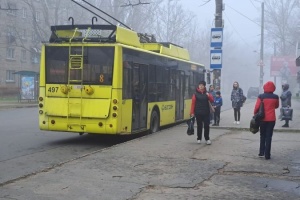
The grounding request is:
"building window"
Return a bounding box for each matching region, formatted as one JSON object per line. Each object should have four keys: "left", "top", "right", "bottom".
{"left": 6, "top": 48, "right": 15, "bottom": 59}
{"left": 35, "top": 11, "right": 40, "bottom": 22}
{"left": 32, "top": 33, "right": 36, "bottom": 41}
{"left": 22, "top": 7, "right": 27, "bottom": 18}
{"left": 21, "top": 50, "right": 27, "bottom": 61}
{"left": 6, "top": 70, "right": 16, "bottom": 82}
{"left": 7, "top": 26, "right": 16, "bottom": 44}
{"left": 22, "top": 29, "right": 27, "bottom": 40}
{"left": 31, "top": 52, "right": 39, "bottom": 64}
{"left": 7, "top": 3, "right": 17, "bottom": 16}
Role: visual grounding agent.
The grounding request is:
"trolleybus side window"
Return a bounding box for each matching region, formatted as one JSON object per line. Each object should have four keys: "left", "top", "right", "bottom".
{"left": 148, "top": 64, "right": 157, "bottom": 102}
{"left": 122, "top": 61, "right": 132, "bottom": 99}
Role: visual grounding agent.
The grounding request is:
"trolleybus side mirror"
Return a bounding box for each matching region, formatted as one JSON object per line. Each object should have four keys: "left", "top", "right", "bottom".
{"left": 296, "top": 56, "right": 300, "bottom": 67}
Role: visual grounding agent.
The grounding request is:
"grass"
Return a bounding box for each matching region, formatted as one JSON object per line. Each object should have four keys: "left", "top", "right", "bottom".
{"left": 0, "top": 95, "right": 19, "bottom": 102}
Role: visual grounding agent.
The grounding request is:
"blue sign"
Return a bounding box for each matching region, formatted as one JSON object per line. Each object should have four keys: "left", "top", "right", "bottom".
{"left": 211, "top": 28, "right": 223, "bottom": 48}
{"left": 210, "top": 49, "right": 222, "bottom": 69}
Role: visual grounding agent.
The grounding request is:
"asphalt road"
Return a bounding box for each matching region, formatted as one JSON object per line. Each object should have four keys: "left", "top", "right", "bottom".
{"left": 0, "top": 107, "right": 134, "bottom": 185}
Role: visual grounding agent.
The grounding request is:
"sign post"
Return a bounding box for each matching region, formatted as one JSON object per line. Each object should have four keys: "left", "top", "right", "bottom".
{"left": 210, "top": 28, "right": 223, "bottom": 91}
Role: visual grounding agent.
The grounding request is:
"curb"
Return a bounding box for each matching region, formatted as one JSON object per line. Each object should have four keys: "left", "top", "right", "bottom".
{"left": 0, "top": 104, "right": 37, "bottom": 110}
{"left": 209, "top": 126, "right": 300, "bottom": 133}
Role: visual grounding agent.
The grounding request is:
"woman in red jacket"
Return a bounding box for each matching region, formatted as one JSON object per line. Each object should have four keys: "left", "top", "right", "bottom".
{"left": 190, "top": 81, "right": 214, "bottom": 145}
{"left": 254, "top": 81, "right": 279, "bottom": 160}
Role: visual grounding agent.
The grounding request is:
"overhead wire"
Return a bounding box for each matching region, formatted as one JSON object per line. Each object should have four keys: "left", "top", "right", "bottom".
{"left": 198, "top": 0, "right": 212, "bottom": 7}
{"left": 226, "top": 3, "right": 261, "bottom": 27}
{"left": 249, "top": 0, "right": 260, "bottom": 11}
{"left": 223, "top": 11, "right": 252, "bottom": 47}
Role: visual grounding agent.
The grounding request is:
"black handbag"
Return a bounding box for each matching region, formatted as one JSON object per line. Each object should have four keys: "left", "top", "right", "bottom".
{"left": 250, "top": 117, "right": 259, "bottom": 134}
{"left": 186, "top": 117, "right": 195, "bottom": 135}
{"left": 254, "top": 98, "right": 264, "bottom": 121}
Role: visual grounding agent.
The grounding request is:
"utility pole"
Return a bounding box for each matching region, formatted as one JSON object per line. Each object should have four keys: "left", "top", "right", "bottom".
{"left": 259, "top": 2, "right": 264, "bottom": 92}
{"left": 215, "top": 0, "right": 223, "bottom": 27}
{"left": 212, "top": 0, "right": 223, "bottom": 91}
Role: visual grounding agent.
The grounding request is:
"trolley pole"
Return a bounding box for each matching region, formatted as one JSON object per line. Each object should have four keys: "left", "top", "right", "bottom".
{"left": 213, "top": 0, "right": 223, "bottom": 91}
{"left": 259, "top": 2, "right": 264, "bottom": 92}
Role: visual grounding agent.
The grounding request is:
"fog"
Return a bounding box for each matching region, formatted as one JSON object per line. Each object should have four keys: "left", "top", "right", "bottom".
{"left": 182, "top": 0, "right": 299, "bottom": 96}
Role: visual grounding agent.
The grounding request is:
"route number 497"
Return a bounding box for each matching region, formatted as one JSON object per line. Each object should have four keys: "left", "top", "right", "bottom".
{"left": 48, "top": 87, "right": 59, "bottom": 93}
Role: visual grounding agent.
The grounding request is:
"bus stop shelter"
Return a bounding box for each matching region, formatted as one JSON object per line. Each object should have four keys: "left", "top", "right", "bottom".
{"left": 13, "top": 71, "right": 39, "bottom": 102}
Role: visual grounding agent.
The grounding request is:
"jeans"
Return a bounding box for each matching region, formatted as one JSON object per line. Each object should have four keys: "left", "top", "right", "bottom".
{"left": 195, "top": 113, "right": 210, "bottom": 141}
{"left": 259, "top": 121, "right": 275, "bottom": 158}
{"left": 214, "top": 107, "right": 221, "bottom": 124}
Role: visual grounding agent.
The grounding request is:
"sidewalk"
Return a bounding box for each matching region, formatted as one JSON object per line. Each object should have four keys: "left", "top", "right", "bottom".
{"left": 216, "top": 98, "right": 300, "bottom": 132}
{"left": 1, "top": 100, "right": 300, "bottom": 199}
{"left": 0, "top": 100, "right": 37, "bottom": 109}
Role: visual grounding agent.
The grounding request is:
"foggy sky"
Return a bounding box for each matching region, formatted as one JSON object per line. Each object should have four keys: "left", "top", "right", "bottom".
{"left": 181, "top": 0, "right": 280, "bottom": 94}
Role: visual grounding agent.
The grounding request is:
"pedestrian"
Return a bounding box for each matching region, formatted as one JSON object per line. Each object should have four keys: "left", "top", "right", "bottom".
{"left": 190, "top": 80, "right": 214, "bottom": 145}
{"left": 280, "top": 83, "right": 292, "bottom": 127}
{"left": 209, "top": 85, "right": 216, "bottom": 124}
{"left": 231, "top": 81, "right": 244, "bottom": 124}
{"left": 254, "top": 81, "right": 279, "bottom": 160}
{"left": 212, "top": 91, "right": 223, "bottom": 126}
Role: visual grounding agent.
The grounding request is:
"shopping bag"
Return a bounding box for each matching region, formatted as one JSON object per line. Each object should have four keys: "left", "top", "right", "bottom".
{"left": 280, "top": 107, "right": 293, "bottom": 120}
{"left": 186, "top": 117, "right": 195, "bottom": 135}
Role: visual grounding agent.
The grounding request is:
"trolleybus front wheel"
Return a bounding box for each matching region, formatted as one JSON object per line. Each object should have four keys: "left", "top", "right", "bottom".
{"left": 150, "top": 110, "right": 160, "bottom": 133}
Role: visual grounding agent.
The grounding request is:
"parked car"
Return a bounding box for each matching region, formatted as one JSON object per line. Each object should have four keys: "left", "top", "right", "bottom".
{"left": 247, "top": 87, "right": 259, "bottom": 99}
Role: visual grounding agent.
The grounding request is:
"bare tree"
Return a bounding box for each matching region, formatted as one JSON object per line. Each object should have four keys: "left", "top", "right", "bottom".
{"left": 264, "top": 0, "right": 299, "bottom": 55}
{"left": 152, "top": 0, "right": 195, "bottom": 45}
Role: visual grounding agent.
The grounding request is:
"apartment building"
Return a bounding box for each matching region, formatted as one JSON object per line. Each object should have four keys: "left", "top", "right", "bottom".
{"left": 0, "top": 0, "right": 47, "bottom": 96}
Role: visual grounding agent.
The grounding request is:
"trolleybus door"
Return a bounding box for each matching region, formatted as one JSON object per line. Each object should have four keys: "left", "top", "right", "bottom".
{"left": 175, "top": 70, "right": 185, "bottom": 121}
{"left": 132, "top": 64, "right": 148, "bottom": 131}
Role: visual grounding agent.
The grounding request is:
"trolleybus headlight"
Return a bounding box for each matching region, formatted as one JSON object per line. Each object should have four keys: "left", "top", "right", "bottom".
{"left": 39, "top": 103, "right": 43, "bottom": 108}
{"left": 51, "top": 120, "right": 55, "bottom": 124}
{"left": 113, "top": 106, "right": 118, "bottom": 111}
{"left": 112, "top": 113, "right": 117, "bottom": 118}
{"left": 39, "top": 97, "right": 43, "bottom": 101}
{"left": 109, "top": 124, "right": 113, "bottom": 128}
{"left": 39, "top": 110, "right": 43, "bottom": 114}
{"left": 113, "top": 99, "right": 118, "bottom": 104}
{"left": 42, "top": 121, "right": 46, "bottom": 124}
{"left": 98, "top": 122, "right": 103, "bottom": 127}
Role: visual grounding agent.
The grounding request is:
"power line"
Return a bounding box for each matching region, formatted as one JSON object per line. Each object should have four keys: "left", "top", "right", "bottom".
{"left": 224, "top": 11, "right": 252, "bottom": 47}
{"left": 198, "top": 0, "right": 212, "bottom": 7}
{"left": 249, "top": 0, "right": 260, "bottom": 11}
{"left": 226, "top": 3, "right": 260, "bottom": 27}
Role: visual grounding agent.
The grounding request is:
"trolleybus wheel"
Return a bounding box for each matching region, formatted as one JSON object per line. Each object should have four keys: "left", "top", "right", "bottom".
{"left": 150, "top": 110, "right": 160, "bottom": 133}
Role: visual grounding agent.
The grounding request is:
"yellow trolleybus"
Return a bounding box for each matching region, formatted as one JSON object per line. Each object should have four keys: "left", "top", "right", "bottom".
{"left": 38, "top": 24, "right": 207, "bottom": 135}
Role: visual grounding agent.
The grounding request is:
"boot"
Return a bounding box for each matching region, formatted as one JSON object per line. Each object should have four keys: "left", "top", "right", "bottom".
{"left": 216, "top": 120, "right": 220, "bottom": 126}
{"left": 282, "top": 123, "right": 289, "bottom": 127}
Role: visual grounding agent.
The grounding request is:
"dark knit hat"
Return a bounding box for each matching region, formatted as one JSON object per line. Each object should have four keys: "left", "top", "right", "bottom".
{"left": 216, "top": 91, "right": 221, "bottom": 95}
{"left": 198, "top": 80, "right": 206, "bottom": 86}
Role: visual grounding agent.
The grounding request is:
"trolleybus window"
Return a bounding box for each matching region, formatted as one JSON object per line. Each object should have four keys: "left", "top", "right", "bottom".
{"left": 45, "top": 46, "right": 114, "bottom": 85}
